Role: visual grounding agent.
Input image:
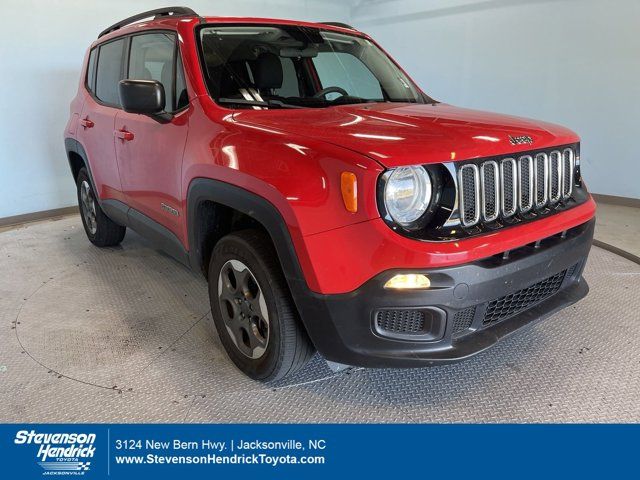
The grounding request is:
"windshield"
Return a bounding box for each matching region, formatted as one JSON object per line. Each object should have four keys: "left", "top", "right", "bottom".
{"left": 198, "top": 25, "right": 432, "bottom": 109}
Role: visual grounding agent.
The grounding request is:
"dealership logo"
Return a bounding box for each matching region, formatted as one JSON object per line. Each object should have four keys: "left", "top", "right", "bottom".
{"left": 14, "top": 430, "right": 96, "bottom": 475}
{"left": 508, "top": 135, "right": 534, "bottom": 145}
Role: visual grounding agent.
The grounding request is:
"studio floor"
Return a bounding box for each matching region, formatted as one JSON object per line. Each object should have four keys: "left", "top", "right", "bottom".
{"left": 0, "top": 205, "right": 638, "bottom": 423}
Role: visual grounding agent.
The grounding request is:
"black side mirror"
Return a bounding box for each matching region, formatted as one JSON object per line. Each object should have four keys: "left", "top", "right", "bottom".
{"left": 119, "top": 80, "right": 169, "bottom": 120}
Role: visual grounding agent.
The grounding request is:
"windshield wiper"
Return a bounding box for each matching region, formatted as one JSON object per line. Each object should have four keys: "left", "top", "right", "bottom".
{"left": 217, "top": 98, "right": 303, "bottom": 109}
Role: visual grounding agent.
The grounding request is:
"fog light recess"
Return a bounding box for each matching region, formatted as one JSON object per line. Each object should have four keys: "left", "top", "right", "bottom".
{"left": 384, "top": 274, "right": 430, "bottom": 290}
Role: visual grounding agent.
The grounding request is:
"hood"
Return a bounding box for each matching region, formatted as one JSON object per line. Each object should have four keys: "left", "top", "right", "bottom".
{"left": 231, "top": 102, "right": 579, "bottom": 168}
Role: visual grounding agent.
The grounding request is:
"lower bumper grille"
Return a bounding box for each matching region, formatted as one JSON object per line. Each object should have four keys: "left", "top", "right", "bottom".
{"left": 482, "top": 269, "right": 567, "bottom": 325}
{"left": 376, "top": 309, "right": 425, "bottom": 335}
{"left": 452, "top": 307, "right": 476, "bottom": 333}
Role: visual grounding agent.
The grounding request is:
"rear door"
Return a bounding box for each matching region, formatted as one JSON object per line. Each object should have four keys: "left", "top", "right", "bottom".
{"left": 114, "top": 32, "right": 189, "bottom": 238}
{"left": 78, "top": 38, "right": 128, "bottom": 203}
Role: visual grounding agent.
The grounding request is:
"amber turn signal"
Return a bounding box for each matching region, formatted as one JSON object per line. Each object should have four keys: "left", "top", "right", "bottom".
{"left": 340, "top": 171, "right": 358, "bottom": 213}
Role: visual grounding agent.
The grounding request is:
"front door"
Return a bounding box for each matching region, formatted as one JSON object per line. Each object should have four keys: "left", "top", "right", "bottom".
{"left": 114, "top": 32, "right": 190, "bottom": 240}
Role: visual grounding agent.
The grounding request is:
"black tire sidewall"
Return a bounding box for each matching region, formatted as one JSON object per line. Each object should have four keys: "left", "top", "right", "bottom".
{"left": 76, "top": 169, "right": 99, "bottom": 242}
{"left": 208, "top": 236, "right": 286, "bottom": 380}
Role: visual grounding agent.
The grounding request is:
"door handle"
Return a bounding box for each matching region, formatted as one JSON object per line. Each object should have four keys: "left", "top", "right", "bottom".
{"left": 80, "top": 118, "right": 94, "bottom": 129}
{"left": 115, "top": 129, "right": 134, "bottom": 141}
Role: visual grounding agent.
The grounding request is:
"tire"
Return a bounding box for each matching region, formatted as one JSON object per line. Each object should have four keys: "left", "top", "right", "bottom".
{"left": 208, "top": 229, "right": 315, "bottom": 382}
{"left": 76, "top": 168, "right": 126, "bottom": 247}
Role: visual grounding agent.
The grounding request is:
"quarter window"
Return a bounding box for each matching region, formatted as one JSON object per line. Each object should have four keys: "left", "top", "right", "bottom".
{"left": 95, "top": 38, "right": 126, "bottom": 106}
{"left": 86, "top": 48, "right": 97, "bottom": 93}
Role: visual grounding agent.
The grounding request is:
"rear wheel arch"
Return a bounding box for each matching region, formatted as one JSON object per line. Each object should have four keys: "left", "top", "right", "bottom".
{"left": 64, "top": 138, "right": 96, "bottom": 189}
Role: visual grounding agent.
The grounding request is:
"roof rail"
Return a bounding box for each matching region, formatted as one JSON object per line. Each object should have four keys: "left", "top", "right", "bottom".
{"left": 98, "top": 6, "right": 198, "bottom": 38}
{"left": 320, "top": 22, "right": 357, "bottom": 31}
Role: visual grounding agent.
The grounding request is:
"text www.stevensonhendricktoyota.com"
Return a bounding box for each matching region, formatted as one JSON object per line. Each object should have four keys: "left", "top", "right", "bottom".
{"left": 113, "top": 438, "right": 326, "bottom": 466}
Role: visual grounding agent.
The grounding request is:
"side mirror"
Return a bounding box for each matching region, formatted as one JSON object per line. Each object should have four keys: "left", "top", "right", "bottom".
{"left": 118, "top": 79, "right": 165, "bottom": 115}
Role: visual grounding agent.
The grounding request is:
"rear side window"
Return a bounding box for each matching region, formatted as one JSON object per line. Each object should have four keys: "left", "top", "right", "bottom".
{"left": 95, "top": 38, "right": 126, "bottom": 106}
{"left": 86, "top": 48, "right": 97, "bottom": 93}
{"left": 128, "top": 33, "right": 176, "bottom": 111}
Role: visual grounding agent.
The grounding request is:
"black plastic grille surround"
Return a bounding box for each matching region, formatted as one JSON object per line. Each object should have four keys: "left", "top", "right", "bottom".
{"left": 376, "top": 309, "right": 425, "bottom": 335}
{"left": 483, "top": 269, "right": 567, "bottom": 325}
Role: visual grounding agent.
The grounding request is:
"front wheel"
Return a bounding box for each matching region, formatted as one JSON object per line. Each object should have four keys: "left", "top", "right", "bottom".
{"left": 208, "top": 230, "right": 314, "bottom": 382}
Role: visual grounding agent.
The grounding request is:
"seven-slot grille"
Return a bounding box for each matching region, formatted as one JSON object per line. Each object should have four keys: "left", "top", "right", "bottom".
{"left": 458, "top": 147, "right": 576, "bottom": 227}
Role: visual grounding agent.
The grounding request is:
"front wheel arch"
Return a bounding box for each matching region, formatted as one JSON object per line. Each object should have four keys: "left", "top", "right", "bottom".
{"left": 186, "top": 178, "right": 310, "bottom": 288}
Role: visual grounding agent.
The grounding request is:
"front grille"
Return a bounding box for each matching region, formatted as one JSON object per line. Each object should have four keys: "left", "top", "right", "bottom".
{"left": 482, "top": 269, "right": 567, "bottom": 325}
{"left": 458, "top": 147, "right": 576, "bottom": 227}
{"left": 376, "top": 310, "right": 425, "bottom": 335}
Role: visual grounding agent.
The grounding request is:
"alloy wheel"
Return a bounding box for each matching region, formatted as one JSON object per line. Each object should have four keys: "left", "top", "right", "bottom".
{"left": 217, "top": 259, "right": 270, "bottom": 359}
{"left": 80, "top": 180, "right": 97, "bottom": 235}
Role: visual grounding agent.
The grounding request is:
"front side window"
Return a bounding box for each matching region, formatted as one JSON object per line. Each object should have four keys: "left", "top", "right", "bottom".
{"left": 198, "top": 25, "right": 430, "bottom": 108}
{"left": 175, "top": 52, "right": 189, "bottom": 110}
{"left": 95, "top": 38, "right": 126, "bottom": 106}
{"left": 128, "top": 33, "right": 176, "bottom": 111}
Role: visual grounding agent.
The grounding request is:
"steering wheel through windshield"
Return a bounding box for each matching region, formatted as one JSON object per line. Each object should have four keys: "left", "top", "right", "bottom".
{"left": 313, "top": 86, "right": 349, "bottom": 99}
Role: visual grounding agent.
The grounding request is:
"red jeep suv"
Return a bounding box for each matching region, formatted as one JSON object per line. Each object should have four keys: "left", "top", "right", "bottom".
{"left": 64, "top": 7, "right": 595, "bottom": 381}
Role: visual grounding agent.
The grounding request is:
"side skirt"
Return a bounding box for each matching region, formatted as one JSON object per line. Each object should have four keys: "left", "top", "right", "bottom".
{"left": 102, "top": 199, "right": 190, "bottom": 268}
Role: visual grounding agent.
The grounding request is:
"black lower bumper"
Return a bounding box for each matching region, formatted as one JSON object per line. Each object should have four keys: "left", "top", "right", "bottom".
{"left": 292, "top": 219, "right": 594, "bottom": 368}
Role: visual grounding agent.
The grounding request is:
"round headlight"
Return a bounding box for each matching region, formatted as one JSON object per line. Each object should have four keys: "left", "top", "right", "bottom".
{"left": 383, "top": 166, "right": 432, "bottom": 227}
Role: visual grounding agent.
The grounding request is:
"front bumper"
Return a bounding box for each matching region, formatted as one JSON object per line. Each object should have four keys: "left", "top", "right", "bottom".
{"left": 293, "top": 219, "right": 594, "bottom": 368}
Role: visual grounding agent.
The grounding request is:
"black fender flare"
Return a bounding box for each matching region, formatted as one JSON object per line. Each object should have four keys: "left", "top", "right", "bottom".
{"left": 186, "top": 178, "right": 341, "bottom": 349}
{"left": 64, "top": 138, "right": 97, "bottom": 196}
{"left": 186, "top": 178, "right": 307, "bottom": 286}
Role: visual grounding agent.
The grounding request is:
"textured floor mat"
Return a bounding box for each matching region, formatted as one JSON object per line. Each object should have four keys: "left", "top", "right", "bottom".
{"left": 0, "top": 216, "right": 638, "bottom": 422}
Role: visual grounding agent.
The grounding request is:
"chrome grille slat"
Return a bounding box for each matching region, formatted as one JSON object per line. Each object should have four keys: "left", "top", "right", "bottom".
{"left": 480, "top": 161, "right": 500, "bottom": 222}
{"left": 548, "top": 150, "right": 562, "bottom": 204}
{"left": 458, "top": 164, "right": 480, "bottom": 227}
{"left": 562, "top": 148, "right": 574, "bottom": 199}
{"left": 456, "top": 147, "right": 575, "bottom": 228}
{"left": 534, "top": 153, "right": 549, "bottom": 208}
{"left": 500, "top": 158, "right": 517, "bottom": 217}
{"left": 518, "top": 155, "right": 534, "bottom": 212}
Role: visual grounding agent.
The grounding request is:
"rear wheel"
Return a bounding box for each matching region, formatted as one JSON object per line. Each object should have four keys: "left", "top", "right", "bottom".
{"left": 76, "top": 168, "right": 126, "bottom": 247}
{"left": 208, "top": 230, "right": 314, "bottom": 382}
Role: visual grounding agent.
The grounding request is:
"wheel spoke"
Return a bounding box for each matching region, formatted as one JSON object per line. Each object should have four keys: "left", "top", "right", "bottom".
{"left": 235, "top": 269, "right": 251, "bottom": 297}
{"left": 80, "top": 181, "right": 97, "bottom": 235}
{"left": 217, "top": 259, "right": 270, "bottom": 360}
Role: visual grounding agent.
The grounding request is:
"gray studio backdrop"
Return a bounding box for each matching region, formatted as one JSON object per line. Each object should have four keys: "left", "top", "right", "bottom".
{"left": 0, "top": 0, "right": 636, "bottom": 219}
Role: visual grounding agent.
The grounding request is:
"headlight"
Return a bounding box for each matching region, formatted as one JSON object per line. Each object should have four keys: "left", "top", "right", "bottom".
{"left": 383, "top": 166, "right": 432, "bottom": 227}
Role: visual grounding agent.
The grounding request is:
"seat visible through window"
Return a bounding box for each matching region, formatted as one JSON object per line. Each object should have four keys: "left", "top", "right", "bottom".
{"left": 128, "top": 33, "right": 176, "bottom": 111}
